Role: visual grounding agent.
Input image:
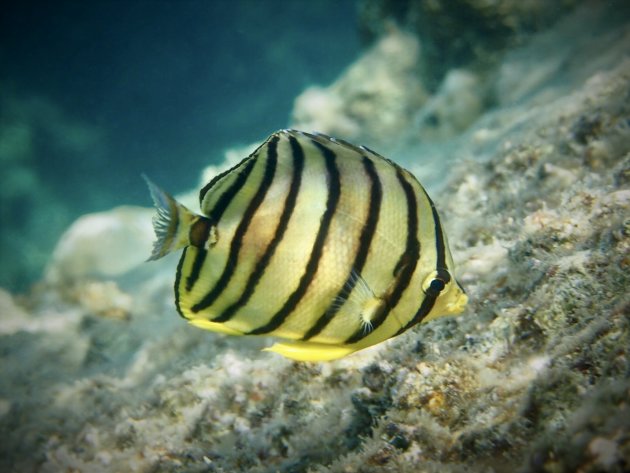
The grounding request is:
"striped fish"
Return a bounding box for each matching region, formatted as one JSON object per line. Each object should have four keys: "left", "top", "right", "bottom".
{"left": 146, "top": 129, "right": 467, "bottom": 361}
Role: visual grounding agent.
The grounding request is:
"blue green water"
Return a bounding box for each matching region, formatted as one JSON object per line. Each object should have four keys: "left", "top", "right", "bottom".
{"left": 0, "top": 0, "right": 360, "bottom": 291}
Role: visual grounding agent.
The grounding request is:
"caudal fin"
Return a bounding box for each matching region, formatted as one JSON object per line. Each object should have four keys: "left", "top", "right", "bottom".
{"left": 143, "top": 175, "right": 198, "bottom": 261}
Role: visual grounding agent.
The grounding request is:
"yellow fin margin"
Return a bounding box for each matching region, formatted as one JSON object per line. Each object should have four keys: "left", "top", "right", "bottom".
{"left": 188, "top": 319, "right": 358, "bottom": 361}
{"left": 188, "top": 318, "right": 244, "bottom": 336}
{"left": 264, "top": 341, "right": 358, "bottom": 362}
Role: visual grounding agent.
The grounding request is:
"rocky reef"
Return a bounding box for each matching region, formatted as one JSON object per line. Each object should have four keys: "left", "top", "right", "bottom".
{"left": 1, "top": 1, "right": 629, "bottom": 472}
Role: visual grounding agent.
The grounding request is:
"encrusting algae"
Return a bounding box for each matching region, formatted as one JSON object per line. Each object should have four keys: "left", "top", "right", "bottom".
{"left": 146, "top": 129, "right": 467, "bottom": 361}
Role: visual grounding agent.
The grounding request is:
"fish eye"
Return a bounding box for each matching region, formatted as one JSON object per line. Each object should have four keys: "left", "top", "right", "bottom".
{"left": 429, "top": 278, "right": 446, "bottom": 292}
{"left": 422, "top": 269, "right": 451, "bottom": 296}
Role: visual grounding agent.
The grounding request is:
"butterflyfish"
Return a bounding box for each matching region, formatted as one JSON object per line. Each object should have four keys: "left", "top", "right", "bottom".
{"left": 146, "top": 129, "right": 467, "bottom": 361}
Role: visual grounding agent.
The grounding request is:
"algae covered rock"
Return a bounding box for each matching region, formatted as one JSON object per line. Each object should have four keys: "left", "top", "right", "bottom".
{"left": 291, "top": 28, "right": 427, "bottom": 150}
{"left": 357, "top": 0, "right": 585, "bottom": 90}
{"left": 45, "top": 205, "right": 154, "bottom": 283}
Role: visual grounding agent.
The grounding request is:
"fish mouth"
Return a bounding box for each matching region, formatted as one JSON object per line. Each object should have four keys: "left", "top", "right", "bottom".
{"left": 448, "top": 291, "right": 469, "bottom": 315}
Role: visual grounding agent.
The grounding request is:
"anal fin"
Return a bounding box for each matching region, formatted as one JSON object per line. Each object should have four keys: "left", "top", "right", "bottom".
{"left": 264, "top": 341, "right": 358, "bottom": 362}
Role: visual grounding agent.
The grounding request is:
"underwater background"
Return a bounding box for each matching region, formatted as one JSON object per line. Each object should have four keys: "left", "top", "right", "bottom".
{"left": 1, "top": 0, "right": 360, "bottom": 291}
{"left": 1, "top": 0, "right": 630, "bottom": 472}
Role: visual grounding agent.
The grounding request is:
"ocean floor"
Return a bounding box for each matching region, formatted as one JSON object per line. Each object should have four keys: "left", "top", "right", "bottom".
{"left": 1, "top": 2, "right": 629, "bottom": 472}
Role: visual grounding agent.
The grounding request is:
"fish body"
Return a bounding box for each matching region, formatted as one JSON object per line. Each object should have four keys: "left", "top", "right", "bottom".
{"left": 146, "top": 129, "right": 467, "bottom": 361}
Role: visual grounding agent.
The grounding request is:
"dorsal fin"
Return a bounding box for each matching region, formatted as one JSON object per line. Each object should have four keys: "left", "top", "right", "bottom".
{"left": 282, "top": 129, "right": 391, "bottom": 164}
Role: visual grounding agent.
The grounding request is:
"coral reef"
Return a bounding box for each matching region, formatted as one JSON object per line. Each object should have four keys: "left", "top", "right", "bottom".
{"left": 357, "top": 0, "right": 584, "bottom": 90}
{"left": 291, "top": 28, "right": 427, "bottom": 150}
{"left": 45, "top": 206, "right": 154, "bottom": 283}
{"left": 1, "top": 2, "right": 629, "bottom": 472}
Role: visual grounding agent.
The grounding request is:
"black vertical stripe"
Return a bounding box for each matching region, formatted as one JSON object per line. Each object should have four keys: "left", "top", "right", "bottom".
{"left": 186, "top": 249, "right": 207, "bottom": 291}
{"left": 199, "top": 166, "right": 233, "bottom": 205}
{"left": 184, "top": 217, "right": 215, "bottom": 291}
{"left": 428, "top": 196, "right": 448, "bottom": 277}
{"left": 344, "top": 168, "right": 420, "bottom": 344}
{"left": 208, "top": 157, "right": 257, "bottom": 223}
{"left": 247, "top": 140, "right": 341, "bottom": 335}
{"left": 394, "top": 293, "right": 438, "bottom": 336}
{"left": 211, "top": 135, "right": 305, "bottom": 323}
{"left": 395, "top": 198, "right": 450, "bottom": 335}
{"left": 186, "top": 157, "right": 258, "bottom": 291}
{"left": 301, "top": 155, "right": 383, "bottom": 341}
{"left": 191, "top": 137, "right": 279, "bottom": 312}
{"left": 174, "top": 247, "right": 189, "bottom": 319}
{"left": 199, "top": 147, "right": 261, "bottom": 206}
